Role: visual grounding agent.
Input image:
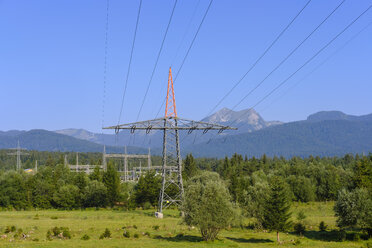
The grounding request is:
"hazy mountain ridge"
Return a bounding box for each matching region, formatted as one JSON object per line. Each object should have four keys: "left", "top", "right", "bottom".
{"left": 1, "top": 110, "right": 372, "bottom": 158}
{"left": 55, "top": 108, "right": 281, "bottom": 147}
{"left": 0, "top": 129, "right": 149, "bottom": 154}
{"left": 307, "top": 111, "right": 372, "bottom": 122}
{"left": 185, "top": 111, "right": 372, "bottom": 158}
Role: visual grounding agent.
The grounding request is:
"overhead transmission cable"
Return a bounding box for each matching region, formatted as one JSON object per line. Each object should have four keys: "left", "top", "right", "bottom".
{"left": 101, "top": 0, "right": 110, "bottom": 145}
{"left": 219, "top": 3, "right": 372, "bottom": 142}
{"left": 117, "top": 0, "right": 143, "bottom": 126}
{"left": 185, "top": 0, "right": 343, "bottom": 144}
{"left": 154, "top": 0, "right": 214, "bottom": 119}
{"left": 206, "top": 0, "right": 313, "bottom": 117}
{"left": 258, "top": 20, "right": 372, "bottom": 114}
{"left": 135, "top": 0, "right": 178, "bottom": 122}
{"left": 229, "top": 0, "right": 345, "bottom": 112}
{"left": 171, "top": 0, "right": 202, "bottom": 66}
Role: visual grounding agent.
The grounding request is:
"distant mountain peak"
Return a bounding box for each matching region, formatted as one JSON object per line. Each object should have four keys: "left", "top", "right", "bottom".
{"left": 307, "top": 111, "right": 349, "bottom": 122}
{"left": 202, "top": 107, "right": 282, "bottom": 132}
{"left": 307, "top": 111, "right": 372, "bottom": 122}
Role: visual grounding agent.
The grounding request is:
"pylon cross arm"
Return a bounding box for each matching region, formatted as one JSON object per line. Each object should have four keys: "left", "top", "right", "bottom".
{"left": 103, "top": 117, "right": 237, "bottom": 131}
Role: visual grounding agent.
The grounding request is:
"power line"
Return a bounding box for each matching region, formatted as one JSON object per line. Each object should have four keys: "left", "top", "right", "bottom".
{"left": 154, "top": 0, "right": 214, "bottom": 119}
{"left": 226, "top": 3, "right": 372, "bottom": 134}
{"left": 171, "top": 0, "right": 202, "bottom": 66}
{"left": 185, "top": 0, "right": 343, "bottom": 144}
{"left": 230, "top": 0, "right": 346, "bottom": 112}
{"left": 135, "top": 0, "right": 178, "bottom": 122}
{"left": 206, "top": 0, "right": 313, "bottom": 117}
{"left": 117, "top": 0, "right": 143, "bottom": 125}
{"left": 258, "top": 20, "right": 372, "bottom": 114}
{"left": 101, "top": 0, "right": 110, "bottom": 140}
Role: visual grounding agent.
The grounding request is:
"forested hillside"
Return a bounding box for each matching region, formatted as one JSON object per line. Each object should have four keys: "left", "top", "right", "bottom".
{"left": 187, "top": 120, "right": 372, "bottom": 158}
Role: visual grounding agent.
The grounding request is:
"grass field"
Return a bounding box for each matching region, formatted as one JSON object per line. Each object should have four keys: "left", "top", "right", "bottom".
{"left": 0, "top": 202, "right": 370, "bottom": 247}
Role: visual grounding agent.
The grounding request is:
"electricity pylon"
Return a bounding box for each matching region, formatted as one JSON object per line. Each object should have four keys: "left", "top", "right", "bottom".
{"left": 103, "top": 67, "right": 237, "bottom": 215}
{"left": 8, "top": 140, "right": 28, "bottom": 171}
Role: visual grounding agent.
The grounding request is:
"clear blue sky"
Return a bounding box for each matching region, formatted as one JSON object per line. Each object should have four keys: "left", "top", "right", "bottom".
{"left": 0, "top": 0, "right": 371, "bottom": 133}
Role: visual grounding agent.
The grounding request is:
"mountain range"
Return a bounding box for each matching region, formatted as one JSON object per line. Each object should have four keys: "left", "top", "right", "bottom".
{"left": 1, "top": 109, "right": 371, "bottom": 158}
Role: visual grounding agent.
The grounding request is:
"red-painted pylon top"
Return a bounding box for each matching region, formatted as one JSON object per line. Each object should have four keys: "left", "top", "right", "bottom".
{"left": 165, "top": 67, "right": 177, "bottom": 118}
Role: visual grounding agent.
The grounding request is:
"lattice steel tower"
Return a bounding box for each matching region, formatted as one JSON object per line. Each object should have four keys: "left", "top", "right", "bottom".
{"left": 104, "top": 68, "right": 236, "bottom": 215}
{"left": 8, "top": 140, "right": 28, "bottom": 171}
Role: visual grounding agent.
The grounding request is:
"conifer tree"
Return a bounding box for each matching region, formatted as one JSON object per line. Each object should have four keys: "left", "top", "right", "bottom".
{"left": 183, "top": 153, "right": 198, "bottom": 181}
{"left": 262, "top": 176, "right": 292, "bottom": 243}
{"left": 103, "top": 163, "right": 120, "bottom": 206}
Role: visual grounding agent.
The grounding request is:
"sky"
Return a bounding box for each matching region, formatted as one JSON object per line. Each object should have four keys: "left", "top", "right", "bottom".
{"left": 0, "top": 0, "right": 371, "bottom": 133}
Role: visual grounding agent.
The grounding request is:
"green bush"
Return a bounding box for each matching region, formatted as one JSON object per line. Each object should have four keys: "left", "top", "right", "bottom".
{"left": 183, "top": 172, "right": 236, "bottom": 241}
{"left": 46, "top": 230, "right": 52, "bottom": 241}
{"left": 50, "top": 216, "right": 58, "bottom": 220}
{"left": 52, "top": 227, "right": 60, "bottom": 236}
{"left": 48, "top": 227, "right": 71, "bottom": 239}
{"left": 142, "top": 201, "right": 152, "bottom": 210}
{"left": 144, "top": 231, "right": 150, "bottom": 237}
{"left": 294, "top": 223, "right": 306, "bottom": 235}
{"left": 123, "top": 230, "right": 130, "bottom": 238}
{"left": 133, "top": 224, "right": 138, "bottom": 229}
{"left": 62, "top": 229, "right": 71, "bottom": 239}
{"left": 152, "top": 225, "right": 159, "bottom": 230}
{"left": 134, "top": 233, "right": 139, "bottom": 238}
{"left": 81, "top": 234, "right": 90, "bottom": 240}
{"left": 10, "top": 226, "right": 16, "bottom": 232}
{"left": 319, "top": 221, "right": 327, "bottom": 231}
{"left": 99, "top": 228, "right": 111, "bottom": 239}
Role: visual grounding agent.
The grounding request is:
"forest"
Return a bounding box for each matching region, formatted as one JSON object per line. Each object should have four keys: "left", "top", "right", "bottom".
{"left": 0, "top": 150, "right": 371, "bottom": 244}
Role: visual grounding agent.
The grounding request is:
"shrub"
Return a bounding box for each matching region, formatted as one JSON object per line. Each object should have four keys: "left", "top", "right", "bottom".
{"left": 48, "top": 227, "right": 71, "bottom": 239}
{"left": 46, "top": 230, "right": 52, "bottom": 241}
{"left": 183, "top": 172, "right": 236, "bottom": 241}
{"left": 294, "top": 223, "right": 306, "bottom": 235}
{"left": 133, "top": 224, "right": 138, "bottom": 229}
{"left": 152, "top": 225, "right": 159, "bottom": 230}
{"left": 81, "top": 234, "right": 90, "bottom": 240}
{"left": 142, "top": 201, "right": 152, "bottom": 210}
{"left": 123, "top": 230, "right": 130, "bottom": 238}
{"left": 99, "top": 228, "right": 111, "bottom": 239}
{"left": 144, "top": 231, "right": 150, "bottom": 237}
{"left": 50, "top": 216, "right": 58, "bottom": 220}
{"left": 32, "top": 238, "right": 39, "bottom": 242}
{"left": 33, "top": 214, "right": 39, "bottom": 220}
{"left": 10, "top": 226, "right": 16, "bottom": 232}
{"left": 319, "top": 221, "right": 327, "bottom": 231}
{"left": 134, "top": 233, "right": 139, "bottom": 238}
{"left": 62, "top": 228, "right": 71, "bottom": 239}
{"left": 52, "top": 227, "right": 60, "bottom": 236}
{"left": 4, "top": 226, "right": 11, "bottom": 233}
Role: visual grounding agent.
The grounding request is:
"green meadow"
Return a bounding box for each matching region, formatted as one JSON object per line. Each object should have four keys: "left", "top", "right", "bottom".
{"left": 0, "top": 202, "right": 369, "bottom": 248}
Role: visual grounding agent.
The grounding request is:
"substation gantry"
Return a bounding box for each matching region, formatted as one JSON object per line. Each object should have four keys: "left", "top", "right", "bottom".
{"left": 103, "top": 68, "right": 237, "bottom": 217}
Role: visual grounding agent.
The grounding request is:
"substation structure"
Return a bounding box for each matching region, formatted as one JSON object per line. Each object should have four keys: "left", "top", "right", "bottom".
{"left": 67, "top": 146, "right": 153, "bottom": 182}
{"left": 103, "top": 68, "right": 237, "bottom": 216}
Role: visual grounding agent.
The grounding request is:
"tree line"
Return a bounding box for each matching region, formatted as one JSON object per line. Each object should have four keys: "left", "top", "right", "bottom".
{"left": 0, "top": 151, "right": 371, "bottom": 242}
